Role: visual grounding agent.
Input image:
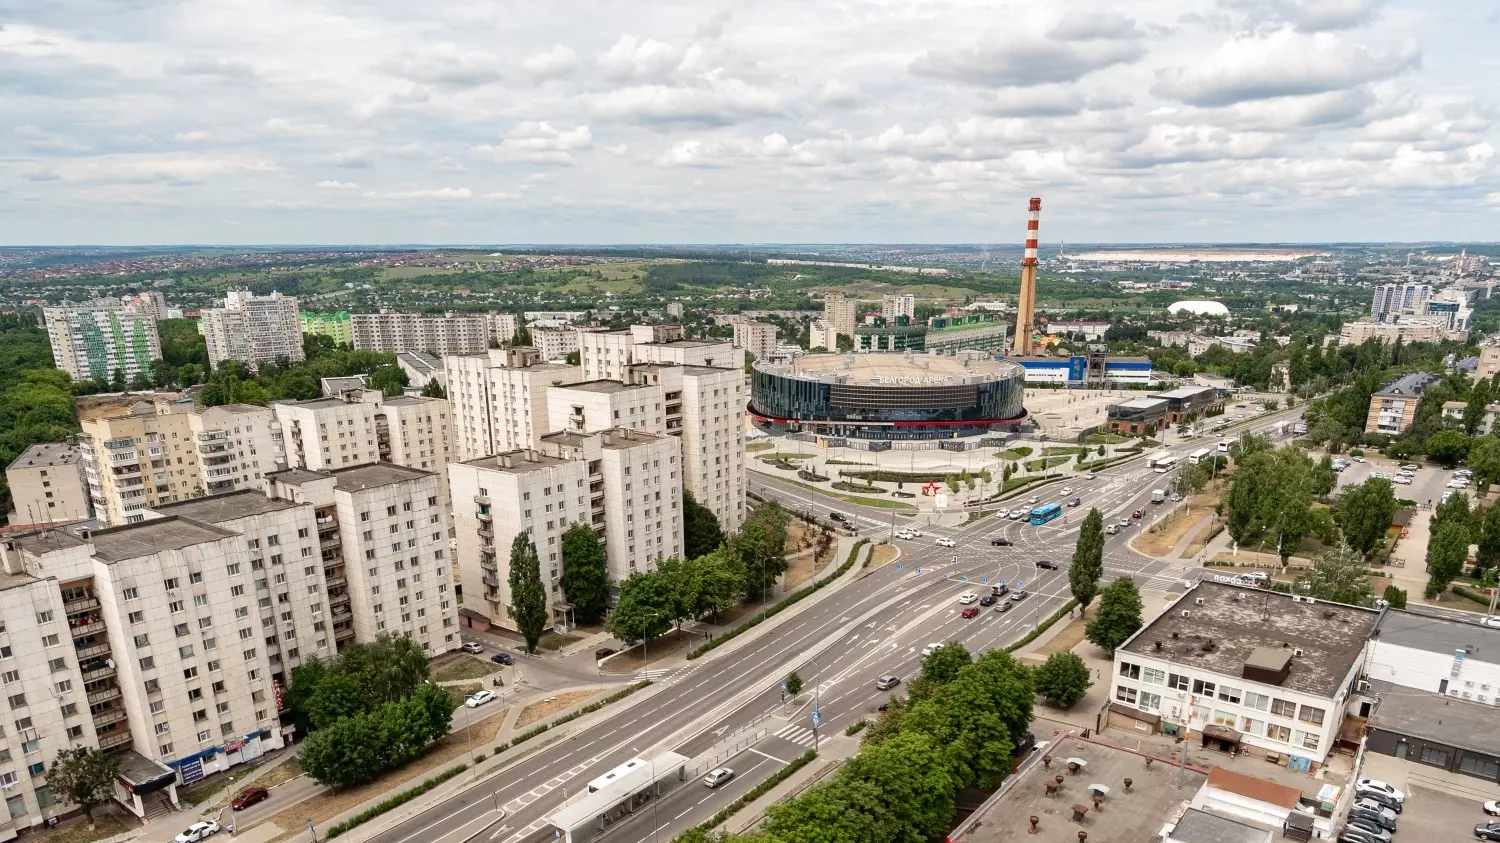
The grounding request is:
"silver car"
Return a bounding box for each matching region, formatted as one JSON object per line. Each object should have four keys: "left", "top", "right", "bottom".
{"left": 703, "top": 768, "right": 735, "bottom": 788}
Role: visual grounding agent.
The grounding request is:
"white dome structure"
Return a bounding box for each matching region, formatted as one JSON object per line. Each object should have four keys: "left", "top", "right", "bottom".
{"left": 1167, "top": 300, "right": 1230, "bottom": 316}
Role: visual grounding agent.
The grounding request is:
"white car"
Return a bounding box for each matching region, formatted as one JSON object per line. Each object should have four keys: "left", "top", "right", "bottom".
{"left": 1085, "top": 473, "right": 1097, "bottom": 480}
{"left": 905, "top": 528, "right": 922, "bottom": 537}
{"left": 1026, "top": 497, "right": 1040, "bottom": 505}
{"left": 465, "top": 690, "right": 497, "bottom": 708}
{"left": 1060, "top": 487, "right": 1073, "bottom": 495}
{"left": 1371, "top": 472, "right": 1390, "bottom": 480}
{"left": 996, "top": 509, "right": 1010, "bottom": 518}
{"left": 1484, "top": 800, "right": 1500, "bottom": 817}
{"left": 176, "top": 821, "right": 221, "bottom": 843}
{"left": 1481, "top": 617, "right": 1500, "bottom": 629}
{"left": 935, "top": 537, "right": 957, "bottom": 548}
{"left": 921, "top": 643, "right": 941, "bottom": 657}
{"left": 894, "top": 530, "right": 914, "bottom": 540}
{"left": 957, "top": 592, "right": 979, "bottom": 605}
{"left": 1354, "top": 779, "right": 1405, "bottom": 803}
{"left": 1450, "top": 480, "right": 1471, "bottom": 489}
{"left": 1105, "top": 524, "right": 1120, "bottom": 535}
{"left": 703, "top": 768, "right": 735, "bottom": 788}
{"left": 1008, "top": 510, "right": 1024, "bottom": 520}
{"left": 1393, "top": 476, "right": 1412, "bottom": 485}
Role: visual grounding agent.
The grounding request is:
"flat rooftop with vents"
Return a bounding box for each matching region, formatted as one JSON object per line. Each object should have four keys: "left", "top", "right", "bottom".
{"left": 1121, "top": 581, "right": 1378, "bottom": 698}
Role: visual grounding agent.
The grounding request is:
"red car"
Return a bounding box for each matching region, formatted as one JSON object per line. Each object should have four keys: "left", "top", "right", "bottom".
{"left": 961, "top": 606, "right": 980, "bottom": 619}
{"left": 232, "top": 787, "right": 269, "bottom": 811}
{"left": 1132, "top": 509, "right": 1144, "bottom": 519}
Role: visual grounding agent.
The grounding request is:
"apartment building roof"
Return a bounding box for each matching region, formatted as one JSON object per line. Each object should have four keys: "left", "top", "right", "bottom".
{"left": 1374, "top": 371, "right": 1440, "bottom": 398}
{"left": 1366, "top": 680, "right": 1500, "bottom": 758}
{"left": 1169, "top": 807, "right": 1272, "bottom": 843}
{"left": 379, "top": 395, "right": 440, "bottom": 407}
{"left": 1372, "top": 607, "right": 1500, "bottom": 658}
{"left": 265, "top": 468, "right": 332, "bottom": 486}
{"left": 329, "top": 463, "right": 434, "bottom": 492}
{"left": 8, "top": 529, "right": 90, "bottom": 556}
{"left": 599, "top": 428, "right": 668, "bottom": 450}
{"left": 643, "top": 339, "right": 720, "bottom": 348}
{"left": 537, "top": 431, "right": 592, "bottom": 448}
{"left": 91, "top": 516, "right": 238, "bottom": 562}
{"left": 280, "top": 397, "right": 356, "bottom": 411}
{"left": 1119, "top": 581, "right": 1377, "bottom": 697}
{"left": 461, "top": 450, "right": 572, "bottom": 473}
{"left": 150, "top": 491, "right": 302, "bottom": 522}
{"left": 203, "top": 403, "right": 274, "bottom": 415}
{"left": 681, "top": 364, "right": 735, "bottom": 375}
{"left": 559, "top": 379, "right": 651, "bottom": 394}
{"left": 7, "top": 442, "right": 79, "bottom": 471}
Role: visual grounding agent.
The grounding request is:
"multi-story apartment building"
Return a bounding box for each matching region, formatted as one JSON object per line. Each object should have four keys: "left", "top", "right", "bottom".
{"left": 485, "top": 313, "right": 519, "bottom": 346}
{"left": 395, "top": 352, "right": 444, "bottom": 394}
{"left": 300, "top": 311, "right": 353, "bottom": 346}
{"left": 1371, "top": 282, "right": 1433, "bottom": 320}
{"left": 732, "top": 321, "right": 777, "bottom": 363}
{"left": 444, "top": 347, "right": 581, "bottom": 461}
{"left": 1111, "top": 581, "right": 1377, "bottom": 768}
{"left": 449, "top": 427, "right": 682, "bottom": 631}
{"left": 266, "top": 465, "right": 455, "bottom": 652}
{"left": 1365, "top": 372, "right": 1440, "bottom": 435}
{"left": 822, "top": 291, "right": 857, "bottom": 343}
{"left": 522, "top": 311, "right": 587, "bottom": 328}
{"left": 273, "top": 397, "right": 378, "bottom": 471}
{"left": 43, "top": 301, "right": 162, "bottom": 384}
{"left": 548, "top": 380, "right": 665, "bottom": 435}
{"left": 351, "top": 313, "right": 489, "bottom": 355}
{"left": 6, "top": 442, "right": 92, "bottom": 525}
{"left": 579, "top": 325, "right": 743, "bottom": 381}
{"left": 881, "top": 293, "right": 916, "bottom": 321}
{"left": 80, "top": 402, "right": 286, "bottom": 525}
{"left": 121, "top": 291, "right": 169, "bottom": 321}
{"left": 372, "top": 395, "right": 451, "bottom": 476}
{"left": 1339, "top": 318, "right": 1449, "bottom": 346}
{"left": 531, "top": 327, "right": 581, "bottom": 362}
{"left": 809, "top": 318, "right": 835, "bottom": 351}
{"left": 201, "top": 291, "right": 305, "bottom": 370}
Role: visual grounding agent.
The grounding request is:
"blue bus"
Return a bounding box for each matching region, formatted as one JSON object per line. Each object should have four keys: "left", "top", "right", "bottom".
{"left": 1029, "top": 503, "right": 1063, "bottom": 525}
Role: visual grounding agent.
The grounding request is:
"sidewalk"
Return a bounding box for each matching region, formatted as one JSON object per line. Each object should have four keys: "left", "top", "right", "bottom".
{"left": 718, "top": 734, "right": 862, "bottom": 836}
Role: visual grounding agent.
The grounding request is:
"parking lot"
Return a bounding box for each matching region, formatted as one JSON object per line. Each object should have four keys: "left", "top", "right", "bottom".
{"left": 1330, "top": 455, "right": 1458, "bottom": 510}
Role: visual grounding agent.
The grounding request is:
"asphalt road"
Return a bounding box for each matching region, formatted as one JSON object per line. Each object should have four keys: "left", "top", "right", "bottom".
{"left": 368, "top": 409, "right": 1304, "bottom": 843}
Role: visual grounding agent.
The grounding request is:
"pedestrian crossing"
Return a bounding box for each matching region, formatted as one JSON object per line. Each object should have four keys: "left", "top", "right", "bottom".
{"left": 634, "top": 666, "right": 693, "bottom": 683}
{"left": 774, "top": 723, "right": 818, "bottom": 747}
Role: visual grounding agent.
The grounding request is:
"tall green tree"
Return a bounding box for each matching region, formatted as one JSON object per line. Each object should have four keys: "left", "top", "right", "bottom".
{"left": 836, "top": 731, "right": 957, "bottom": 843}
{"left": 1478, "top": 504, "right": 1500, "bottom": 571}
{"left": 604, "top": 570, "right": 675, "bottom": 645}
{"left": 1426, "top": 430, "right": 1473, "bottom": 466}
{"left": 1336, "top": 478, "right": 1398, "bottom": 557}
{"left": 734, "top": 501, "right": 789, "bottom": 602}
{"left": 559, "top": 522, "right": 609, "bottom": 624}
{"left": 1432, "top": 491, "right": 1471, "bottom": 536}
{"left": 1033, "top": 652, "right": 1092, "bottom": 708}
{"left": 1381, "top": 584, "right": 1408, "bottom": 608}
{"left": 1464, "top": 380, "right": 1492, "bottom": 435}
{"left": 506, "top": 532, "right": 549, "bottom": 653}
{"left": 1069, "top": 508, "right": 1105, "bottom": 610}
{"left": 1311, "top": 455, "right": 1338, "bottom": 497}
{"left": 1085, "top": 576, "right": 1143, "bottom": 657}
{"left": 920, "top": 641, "right": 972, "bottom": 684}
{"left": 420, "top": 378, "right": 446, "bottom": 399}
{"left": 1296, "top": 546, "right": 1375, "bottom": 607}
{"left": 1426, "top": 520, "right": 1470, "bottom": 598}
{"left": 685, "top": 548, "right": 745, "bottom": 620}
{"left": 682, "top": 489, "right": 726, "bottom": 560}
{"left": 46, "top": 747, "right": 120, "bottom": 824}
{"left": 368, "top": 364, "right": 409, "bottom": 397}
{"left": 1471, "top": 437, "right": 1500, "bottom": 492}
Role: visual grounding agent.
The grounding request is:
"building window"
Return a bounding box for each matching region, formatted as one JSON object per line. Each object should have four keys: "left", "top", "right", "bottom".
{"left": 1118, "top": 662, "right": 1141, "bottom": 681}
{"left": 1216, "top": 686, "right": 1242, "bottom": 704}
{"left": 1142, "top": 667, "right": 1165, "bottom": 685}
{"left": 1266, "top": 724, "right": 1291, "bottom": 742}
{"left": 1270, "top": 698, "right": 1297, "bottom": 718}
{"left": 1297, "top": 705, "right": 1325, "bottom": 726}
{"left": 1167, "top": 673, "right": 1189, "bottom": 691}
{"left": 1190, "top": 679, "right": 1216, "bottom": 697}
{"left": 1138, "top": 692, "right": 1161, "bottom": 711}
{"left": 1419, "top": 745, "right": 1451, "bottom": 768}
{"left": 1459, "top": 754, "right": 1500, "bottom": 780}
{"left": 1114, "top": 686, "right": 1138, "bottom": 705}
{"left": 1243, "top": 692, "right": 1270, "bottom": 711}
{"left": 1240, "top": 716, "right": 1262, "bottom": 735}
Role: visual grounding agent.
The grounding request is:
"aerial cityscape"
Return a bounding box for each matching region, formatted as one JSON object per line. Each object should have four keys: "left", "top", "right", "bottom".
{"left": 3, "top": 2, "right": 1500, "bottom": 843}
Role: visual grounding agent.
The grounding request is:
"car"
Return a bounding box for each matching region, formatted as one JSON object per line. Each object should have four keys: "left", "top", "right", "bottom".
{"left": 1354, "top": 798, "right": 1399, "bottom": 819}
{"left": 980, "top": 594, "right": 998, "bottom": 607}
{"left": 957, "top": 592, "right": 978, "bottom": 605}
{"left": 830, "top": 511, "right": 848, "bottom": 522}
{"left": 1394, "top": 476, "right": 1412, "bottom": 485}
{"left": 1085, "top": 473, "right": 1097, "bottom": 480}
{"left": 1342, "top": 817, "right": 1392, "bottom": 842}
{"left": 465, "top": 689, "right": 497, "bottom": 708}
{"left": 1478, "top": 821, "right": 1500, "bottom": 842}
{"left": 1357, "top": 790, "right": 1403, "bottom": 815}
{"left": 990, "top": 536, "right": 1013, "bottom": 546}
{"left": 490, "top": 651, "right": 514, "bottom": 665}
{"left": 991, "top": 583, "right": 1009, "bottom": 597}
{"left": 936, "top": 537, "right": 957, "bottom": 548}
{"left": 175, "top": 821, "right": 220, "bottom": 843}
{"left": 1347, "top": 805, "right": 1396, "bottom": 832}
{"left": 1026, "top": 497, "right": 1040, "bottom": 506}
{"left": 1118, "top": 518, "right": 1132, "bottom": 528}
{"left": 1008, "top": 510, "right": 1024, "bottom": 520}
{"left": 1354, "top": 780, "right": 1405, "bottom": 803}
{"left": 1353, "top": 455, "right": 1366, "bottom": 463}
{"left": 1060, "top": 487, "right": 1073, "bottom": 495}
{"left": 902, "top": 527, "right": 923, "bottom": 538}
{"left": 877, "top": 701, "right": 890, "bottom": 713}
{"left": 460, "top": 642, "right": 484, "bottom": 654}
{"left": 1106, "top": 524, "right": 1120, "bottom": 535}
{"left": 997, "top": 508, "right": 1011, "bottom": 518}
{"left": 703, "top": 768, "right": 735, "bottom": 788}
{"left": 1068, "top": 497, "right": 1082, "bottom": 507}
{"left": 1132, "top": 509, "right": 1144, "bottom": 519}
{"left": 1010, "top": 590, "right": 1029, "bottom": 601}
{"left": 921, "top": 643, "right": 941, "bottom": 657}
{"left": 961, "top": 606, "right": 980, "bottom": 619}
{"left": 1170, "top": 493, "right": 1183, "bottom": 502}
{"left": 1451, "top": 480, "right": 1471, "bottom": 489}
{"left": 995, "top": 600, "right": 1014, "bottom": 613}
{"left": 1338, "top": 827, "right": 1386, "bottom": 843}
{"left": 875, "top": 674, "right": 900, "bottom": 690}
{"left": 1485, "top": 801, "right": 1500, "bottom": 817}
{"left": 1035, "top": 560, "right": 1058, "bottom": 570}
{"left": 232, "top": 787, "right": 269, "bottom": 811}
{"left": 1400, "top": 464, "right": 1420, "bottom": 471}
{"left": 1481, "top": 616, "right": 1500, "bottom": 628}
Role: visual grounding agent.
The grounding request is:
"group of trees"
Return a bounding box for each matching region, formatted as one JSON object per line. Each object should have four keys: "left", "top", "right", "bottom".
{"left": 1222, "top": 438, "right": 1338, "bottom": 563}
{"left": 0, "top": 315, "right": 81, "bottom": 521}
{"left": 286, "top": 634, "right": 454, "bottom": 789}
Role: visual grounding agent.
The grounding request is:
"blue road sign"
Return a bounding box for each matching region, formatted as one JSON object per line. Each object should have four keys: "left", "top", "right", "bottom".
{"left": 897, "top": 563, "right": 903, "bottom": 570}
{"left": 915, "top": 568, "right": 922, "bottom": 574}
{"left": 982, "top": 577, "right": 989, "bottom": 583}
{"left": 961, "top": 575, "right": 968, "bottom": 582}
{"left": 812, "top": 707, "right": 821, "bottom": 727}
{"left": 943, "top": 572, "right": 949, "bottom": 579}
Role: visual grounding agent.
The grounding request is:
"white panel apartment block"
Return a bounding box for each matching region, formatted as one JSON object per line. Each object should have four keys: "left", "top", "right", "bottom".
{"left": 351, "top": 313, "right": 490, "bottom": 355}
{"left": 201, "top": 291, "right": 304, "bottom": 370}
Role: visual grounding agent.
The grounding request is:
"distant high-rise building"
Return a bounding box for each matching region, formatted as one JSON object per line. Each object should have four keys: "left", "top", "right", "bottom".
{"left": 809, "top": 318, "right": 835, "bottom": 351}
{"left": 5, "top": 442, "right": 91, "bottom": 525}
{"left": 881, "top": 293, "right": 916, "bottom": 321}
{"left": 667, "top": 302, "right": 685, "bottom": 319}
{"left": 822, "top": 292, "right": 856, "bottom": 345}
{"left": 272, "top": 390, "right": 449, "bottom": 475}
{"left": 43, "top": 301, "right": 162, "bottom": 385}
{"left": 1371, "top": 283, "right": 1433, "bottom": 321}
{"left": 121, "top": 291, "right": 169, "bottom": 321}
{"left": 444, "top": 347, "right": 582, "bottom": 461}
{"left": 201, "top": 291, "right": 304, "bottom": 370}
{"left": 301, "top": 311, "right": 354, "bottom": 346}
{"left": 732, "top": 321, "right": 777, "bottom": 363}
{"left": 532, "top": 327, "right": 583, "bottom": 362}
{"left": 351, "top": 312, "right": 490, "bottom": 355}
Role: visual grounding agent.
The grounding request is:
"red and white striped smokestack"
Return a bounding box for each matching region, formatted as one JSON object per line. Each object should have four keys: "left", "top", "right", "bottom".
{"left": 1022, "top": 197, "right": 1041, "bottom": 268}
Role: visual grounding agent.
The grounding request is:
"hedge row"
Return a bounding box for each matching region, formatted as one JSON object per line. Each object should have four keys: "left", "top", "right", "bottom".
{"left": 1005, "top": 600, "right": 1079, "bottom": 653}
{"left": 507, "top": 681, "right": 653, "bottom": 748}
{"left": 671, "top": 749, "right": 819, "bottom": 842}
{"left": 1451, "top": 584, "right": 1493, "bottom": 608}
{"left": 689, "top": 540, "right": 869, "bottom": 660}
{"left": 325, "top": 763, "right": 469, "bottom": 839}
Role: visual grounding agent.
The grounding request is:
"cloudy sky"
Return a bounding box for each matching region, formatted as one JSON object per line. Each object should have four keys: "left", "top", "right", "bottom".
{"left": 2, "top": 0, "right": 1498, "bottom": 245}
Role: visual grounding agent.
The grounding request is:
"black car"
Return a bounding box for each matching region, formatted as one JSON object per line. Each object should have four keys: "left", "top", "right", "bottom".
{"left": 990, "top": 537, "right": 1012, "bottom": 546}
{"left": 980, "top": 594, "right": 998, "bottom": 607}
{"left": 1347, "top": 806, "right": 1395, "bottom": 832}
{"left": 1068, "top": 497, "right": 1081, "bottom": 507}
{"left": 1012, "top": 731, "right": 1037, "bottom": 756}
{"left": 490, "top": 652, "right": 514, "bottom": 665}
{"left": 1341, "top": 818, "right": 1390, "bottom": 842}
{"left": 1035, "top": 560, "right": 1058, "bottom": 570}
{"left": 1357, "top": 792, "right": 1402, "bottom": 815}
{"left": 1477, "top": 821, "right": 1500, "bottom": 841}
{"left": 830, "top": 511, "right": 848, "bottom": 523}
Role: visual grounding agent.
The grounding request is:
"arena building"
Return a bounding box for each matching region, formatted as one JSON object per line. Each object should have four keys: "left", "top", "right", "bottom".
{"left": 749, "top": 353, "right": 1027, "bottom": 440}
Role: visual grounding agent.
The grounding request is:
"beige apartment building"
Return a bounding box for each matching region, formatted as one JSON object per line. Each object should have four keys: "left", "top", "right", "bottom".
{"left": 200, "top": 291, "right": 304, "bottom": 370}
{"left": 351, "top": 313, "right": 490, "bottom": 355}
{"left": 5, "top": 442, "right": 91, "bottom": 526}
{"left": 1338, "top": 319, "right": 1447, "bottom": 346}
{"left": 822, "top": 291, "right": 857, "bottom": 344}
{"left": 531, "top": 327, "right": 581, "bottom": 362}
{"left": 444, "top": 347, "right": 581, "bottom": 462}
{"left": 1365, "top": 372, "right": 1441, "bottom": 435}
{"left": 732, "top": 321, "right": 777, "bottom": 363}
{"left": 881, "top": 293, "right": 916, "bottom": 321}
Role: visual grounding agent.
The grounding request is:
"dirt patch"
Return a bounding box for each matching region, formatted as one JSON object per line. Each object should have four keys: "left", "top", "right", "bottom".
{"left": 600, "top": 628, "right": 701, "bottom": 673}
{"left": 745, "top": 442, "right": 774, "bottom": 452}
{"left": 1135, "top": 495, "right": 1217, "bottom": 557}
{"left": 539, "top": 632, "right": 583, "bottom": 651}
{"left": 263, "top": 711, "right": 507, "bottom": 843}
{"left": 1181, "top": 518, "right": 1224, "bottom": 559}
{"left": 445, "top": 682, "right": 483, "bottom": 705}
{"left": 515, "top": 689, "right": 602, "bottom": 728}
{"left": 866, "top": 544, "right": 900, "bottom": 569}
{"left": 431, "top": 653, "right": 501, "bottom": 683}
{"left": 36, "top": 813, "right": 132, "bottom": 843}
{"left": 1022, "top": 617, "right": 1089, "bottom": 660}
{"left": 204, "top": 759, "right": 305, "bottom": 813}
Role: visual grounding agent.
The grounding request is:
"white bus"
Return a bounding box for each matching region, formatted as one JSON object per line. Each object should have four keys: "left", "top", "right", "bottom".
{"left": 1150, "top": 455, "right": 1179, "bottom": 473}
{"left": 587, "top": 758, "right": 647, "bottom": 793}
{"left": 1216, "top": 439, "right": 1231, "bottom": 453}
{"left": 1188, "top": 448, "right": 1212, "bottom": 465}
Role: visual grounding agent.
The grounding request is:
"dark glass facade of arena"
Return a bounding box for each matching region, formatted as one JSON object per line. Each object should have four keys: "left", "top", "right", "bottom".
{"left": 750, "top": 367, "right": 1026, "bottom": 440}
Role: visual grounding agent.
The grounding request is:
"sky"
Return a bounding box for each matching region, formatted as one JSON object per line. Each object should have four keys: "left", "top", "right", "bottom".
{"left": 3, "top": 0, "right": 1499, "bottom": 245}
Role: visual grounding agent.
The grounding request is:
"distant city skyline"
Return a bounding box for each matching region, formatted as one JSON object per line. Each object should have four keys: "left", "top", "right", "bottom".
{"left": 2, "top": 1, "right": 1495, "bottom": 244}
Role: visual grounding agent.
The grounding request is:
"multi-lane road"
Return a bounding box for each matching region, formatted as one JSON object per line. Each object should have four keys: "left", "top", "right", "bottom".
{"left": 365, "top": 410, "right": 1302, "bottom": 843}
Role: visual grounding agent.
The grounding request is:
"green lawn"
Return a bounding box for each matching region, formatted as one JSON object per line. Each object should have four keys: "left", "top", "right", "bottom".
{"left": 753, "top": 472, "right": 918, "bottom": 512}
{"left": 432, "top": 656, "right": 502, "bottom": 683}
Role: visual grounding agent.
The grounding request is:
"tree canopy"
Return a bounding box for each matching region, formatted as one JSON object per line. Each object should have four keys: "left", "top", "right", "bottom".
{"left": 1085, "top": 577, "right": 1143, "bottom": 657}
{"left": 507, "top": 532, "right": 549, "bottom": 653}
{"left": 1069, "top": 508, "right": 1105, "bottom": 610}
{"left": 1295, "top": 547, "right": 1375, "bottom": 607}
{"left": 1033, "top": 652, "right": 1092, "bottom": 709}
{"left": 559, "top": 522, "right": 609, "bottom": 624}
{"left": 683, "top": 489, "right": 726, "bottom": 561}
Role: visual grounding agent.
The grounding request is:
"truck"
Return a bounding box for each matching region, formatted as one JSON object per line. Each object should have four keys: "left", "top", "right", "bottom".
{"left": 1151, "top": 489, "right": 1166, "bottom": 504}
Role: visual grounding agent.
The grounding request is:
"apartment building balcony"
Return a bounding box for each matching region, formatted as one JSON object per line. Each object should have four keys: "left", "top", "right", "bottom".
{"left": 87, "top": 686, "right": 122, "bottom": 706}
{"left": 206, "top": 478, "right": 235, "bottom": 493}
{"left": 199, "top": 443, "right": 230, "bottom": 457}
{"left": 325, "top": 576, "right": 347, "bottom": 590}
{"left": 91, "top": 707, "right": 126, "bottom": 728}
{"left": 589, "top": 480, "right": 604, "bottom": 494}
{"left": 665, "top": 403, "right": 681, "bottom": 416}
{"left": 335, "top": 625, "right": 355, "bottom": 641}
{"left": 96, "top": 730, "right": 132, "bottom": 751}
{"left": 479, "top": 555, "right": 497, "bottom": 573}
{"left": 476, "top": 510, "right": 492, "bottom": 522}
{"left": 69, "top": 619, "right": 106, "bottom": 639}
{"left": 315, "top": 514, "right": 335, "bottom": 526}
{"left": 64, "top": 595, "right": 99, "bottom": 614}
{"left": 103, "top": 438, "right": 135, "bottom": 451}
{"left": 482, "top": 572, "right": 499, "bottom": 587}
{"left": 473, "top": 493, "right": 490, "bottom": 506}
{"left": 484, "top": 588, "right": 499, "bottom": 602}
{"left": 74, "top": 641, "right": 111, "bottom": 660}
{"left": 319, "top": 532, "right": 340, "bottom": 549}
{"left": 109, "top": 452, "right": 140, "bottom": 467}
{"left": 147, "top": 446, "right": 165, "bottom": 458}
{"left": 197, "top": 430, "right": 228, "bottom": 443}
{"left": 81, "top": 663, "right": 115, "bottom": 684}
{"left": 329, "top": 591, "right": 350, "bottom": 608}
{"left": 203, "top": 453, "right": 234, "bottom": 467}
{"left": 477, "top": 525, "right": 494, "bottom": 540}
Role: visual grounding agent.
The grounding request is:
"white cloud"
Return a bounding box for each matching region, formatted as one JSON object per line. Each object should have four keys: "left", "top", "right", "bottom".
{"left": 363, "top": 187, "right": 473, "bottom": 199}
{"left": 596, "top": 34, "right": 693, "bottom": 82}
{"left": 472, "top": 121, "right": 593, "bottom": 165}
{"left": 172, "top": 131, "right": 212, "bottom": 143}
{"left": 1152, "top": 29, "right": 1419, "bottom": 106}
{"left": 378, "top": 44, "right": 504, "bottom": 88}
{"left": 911, "top": 37, "right": 1146, "bottom": 87}
{"left": 587, "top": 73, "right": 781, "bottom": 126}
{"left": 315, "top": 180, "right": 359, "bottom": 190}
{"left": 522, "top": 45, "right": 579, "bottom": 81}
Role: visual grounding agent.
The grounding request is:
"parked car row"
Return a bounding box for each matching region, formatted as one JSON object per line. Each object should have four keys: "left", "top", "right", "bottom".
{"left": 1341, "top": 780, "right": 1403, "bottom": 843}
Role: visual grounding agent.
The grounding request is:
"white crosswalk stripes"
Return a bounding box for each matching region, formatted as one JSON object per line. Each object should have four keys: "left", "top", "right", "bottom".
{"left": 774, "top": 723, "right": 818, "bottom": 747}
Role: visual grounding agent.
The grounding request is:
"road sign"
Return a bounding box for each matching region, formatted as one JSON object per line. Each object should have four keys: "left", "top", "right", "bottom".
{"left": 897, "top": 563, "right": 903, "bottom": 570}
{"left": 915, "top": 568, "right": 921, "bottom": 574}
{"left": 812, "top": 707, "right": 821, "bottom": 727}
{"left": 961, "top": 575, "right": 968, "bottom": 582}
{"left": 1017, "top": 579, "right": 1025, "bottom": 587}
{"left": 781, "top": 681, "right": 788, "bottom": 693}
{"left": 943, "top": 572, "right": 949, "bottom": 579}
{"left": 982, "top": 577, "right": 988, "bottom": 583}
